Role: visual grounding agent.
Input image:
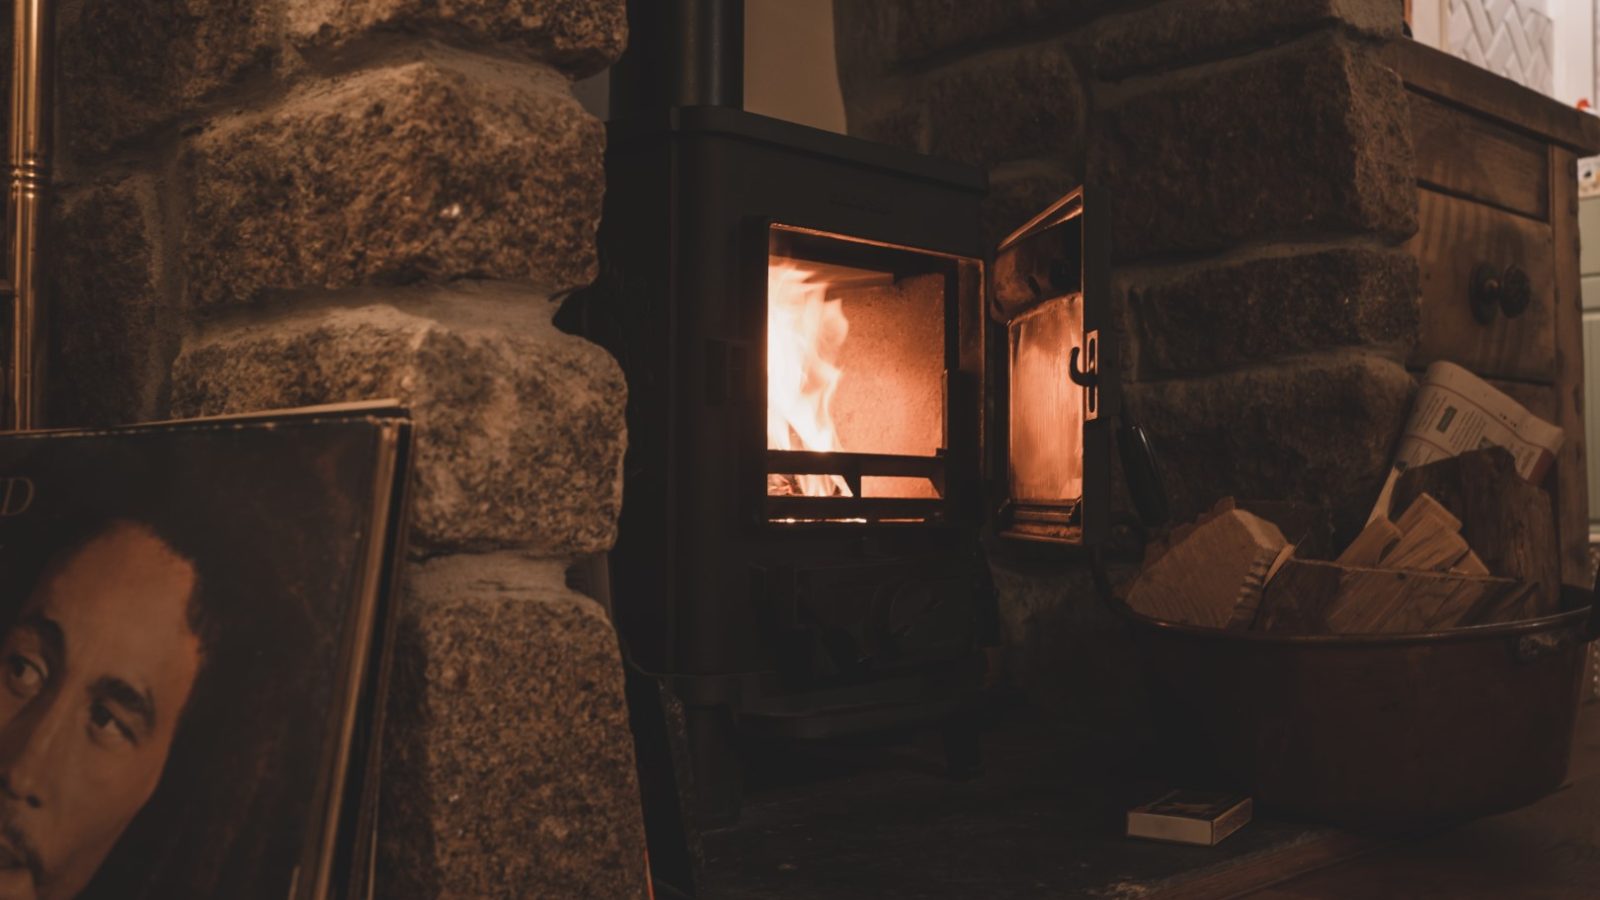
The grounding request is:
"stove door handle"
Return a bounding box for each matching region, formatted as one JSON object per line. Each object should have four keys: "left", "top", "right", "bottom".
{"left": 1067, "top": 345, "right": 1098, "bottom": 388}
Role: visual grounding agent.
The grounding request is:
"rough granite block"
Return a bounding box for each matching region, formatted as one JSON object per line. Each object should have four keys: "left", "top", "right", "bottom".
{"left": 842, "top": 39, "right": 1086, "bottom": 171}
{"left": 1091, "top": 34, "right": 1416, "bottom": 262}
{"left": 1091, "top": 0, "right": 1401, "bottom": 79}
{"left": 48, "top": 177, "right": 177, "bottom": 426}
{"left": 378, "top": 553, "right": 648, "bottom": 900}
{"left": 57, "top": 0, "right": 278, "bottom": 157}
{"left": 183, "top": 55, "right": 606, "bottom": 307}
{"left": 1124, "top": 352, "right": 1416, "bottom": 527}
{"left": 833, "top": 0, "right": 1110, "bottom": 86}
{"left": 288, "top": 0, "right": 627, "bottom": 79}
{"left": 169, "top": 290, "right": 626, "bottom": 556}
{"left": 1125, "top": 246, "right": 1420, "bottom": 377}
{"left": 983, "top": 161, "right": 1086, "bottom": 244}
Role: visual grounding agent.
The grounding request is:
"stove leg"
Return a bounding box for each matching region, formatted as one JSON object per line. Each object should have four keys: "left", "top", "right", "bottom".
{"left": 942, "top": 711, "right": 983, "bottom": 780}
{"left": 685, "top": 703, "right": 742, "bottom": 827}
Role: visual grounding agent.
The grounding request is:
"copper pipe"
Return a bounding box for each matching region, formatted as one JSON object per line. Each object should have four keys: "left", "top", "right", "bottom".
{"left": 6, "top": 0, "right": 52, "bottom": 431}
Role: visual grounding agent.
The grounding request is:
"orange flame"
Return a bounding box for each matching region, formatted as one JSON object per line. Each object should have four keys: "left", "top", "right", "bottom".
{"left": 767, "top": 262, "right": 853, "bottom": 497}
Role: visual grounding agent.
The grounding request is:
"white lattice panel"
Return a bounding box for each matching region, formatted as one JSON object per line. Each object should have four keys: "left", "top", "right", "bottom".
{"left": 1446, "top": 0, "right": 1554, "bottom": 95}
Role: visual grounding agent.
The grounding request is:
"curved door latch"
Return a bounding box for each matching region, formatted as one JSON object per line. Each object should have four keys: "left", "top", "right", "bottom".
{"left": 1068, "top": 330, "right": 1100, "bottom": 420}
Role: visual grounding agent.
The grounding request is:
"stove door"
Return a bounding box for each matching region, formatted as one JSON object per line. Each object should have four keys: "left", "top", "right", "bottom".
{"left": 989, "top": 186, "right": 1112, "bottom": 545}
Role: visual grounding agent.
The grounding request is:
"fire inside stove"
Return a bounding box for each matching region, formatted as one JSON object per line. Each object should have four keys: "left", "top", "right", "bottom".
{"left": 764, "top": 225, "right": 974, "bottom": 524}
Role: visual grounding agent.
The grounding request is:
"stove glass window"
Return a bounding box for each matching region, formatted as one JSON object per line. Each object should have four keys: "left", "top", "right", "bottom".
{"left": 1007, "top": 294, "right": 1084, "bottom": 505}
{"left": 765, "top": 225, "right": 977, "bottom": 524}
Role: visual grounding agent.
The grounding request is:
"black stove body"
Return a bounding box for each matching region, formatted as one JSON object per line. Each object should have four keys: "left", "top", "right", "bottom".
{"left": 562, "top": 0, "right": 1112, "bottom": 828}
{"left": 572, "top": 103, "right": 993, "bottom": 819}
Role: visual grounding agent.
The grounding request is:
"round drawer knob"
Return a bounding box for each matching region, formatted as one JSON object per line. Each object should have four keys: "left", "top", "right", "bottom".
{"left": 1500, "top": 265, "right": 1532, "bottom": 318}
{"left": 1469, "top": 263, "right": 1501, "bottom": 325}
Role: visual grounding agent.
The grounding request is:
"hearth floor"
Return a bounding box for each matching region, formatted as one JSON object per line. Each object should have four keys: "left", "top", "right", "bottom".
{"left": 699, "top": 705, "right": 1384, "bottom": 900}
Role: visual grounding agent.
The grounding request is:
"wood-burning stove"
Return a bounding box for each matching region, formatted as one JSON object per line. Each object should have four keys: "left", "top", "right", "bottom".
{"left": 560, "top": 0, "right": 1113, "bottom": 828}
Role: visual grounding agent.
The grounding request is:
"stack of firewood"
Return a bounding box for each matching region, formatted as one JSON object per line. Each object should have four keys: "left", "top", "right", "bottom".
{"left": 1125, "top": 448, "right": 1560, "bottom": 634}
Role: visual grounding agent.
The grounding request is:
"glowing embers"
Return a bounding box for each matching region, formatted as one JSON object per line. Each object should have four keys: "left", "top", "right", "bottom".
{"left": 766, "top": 262, "right": 853, "bottom": 498}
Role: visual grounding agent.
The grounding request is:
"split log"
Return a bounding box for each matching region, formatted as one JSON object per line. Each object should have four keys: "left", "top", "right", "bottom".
{"left": 1237, "top": 499, "right": 1335, "bottom": 560}
{"left": 1392, "top": 448, "right": 1560, "bottom": 616}
{"left": 1127, "top": 509, "right": 1292, "bottom": 630}
{"left": 1335, "top": 518, "right": 1403, "bottom": 567}
{"left": 1334, "top": 494, "right": 1468, "bottom": 573}
{"left": 1394, "top": 493, "right": 1461, "bottom": 537}
{"left": 1382, "top": 505, "right": 1470, "bottom": 573}
{"left": 1452, "top": 550, "right": 1489, "bottom": 576}
{"left": 1255, "top": 559, "right": 1529, "bottom": 634}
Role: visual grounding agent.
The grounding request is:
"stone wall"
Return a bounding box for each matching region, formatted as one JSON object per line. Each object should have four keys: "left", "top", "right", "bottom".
{"left": 834, "top": 0, "right": 1421, "bottom": 724}
{"left": 51, "top": 1, "right": 647, "bottom": 897}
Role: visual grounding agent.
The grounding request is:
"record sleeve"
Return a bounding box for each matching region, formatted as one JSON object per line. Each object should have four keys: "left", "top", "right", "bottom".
{"left": 0, "top": 405, "right": 411, "bottom": 900}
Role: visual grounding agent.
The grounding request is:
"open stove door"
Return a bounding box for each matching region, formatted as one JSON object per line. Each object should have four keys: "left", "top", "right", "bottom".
{"left": 990, "top": 185, "right": 1115, "bottom": 546}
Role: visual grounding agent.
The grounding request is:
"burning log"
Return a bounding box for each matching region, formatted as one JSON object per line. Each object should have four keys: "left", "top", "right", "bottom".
{"left": 767, "top": 261, "right": 854, "bottom": 498}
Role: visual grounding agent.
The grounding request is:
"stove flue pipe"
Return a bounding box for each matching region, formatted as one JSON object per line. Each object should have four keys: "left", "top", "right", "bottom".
{"left": 671, "top": 0, "right": 744, "bottom": 108}
{"left": 611, "top": 0, "right": 744, "bottom": 115}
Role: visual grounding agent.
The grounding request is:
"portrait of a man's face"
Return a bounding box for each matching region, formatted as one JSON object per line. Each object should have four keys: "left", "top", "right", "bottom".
{"left": 0, "top": 522, "right": 202, "bottom": 900}
{"left": 0, "top": 415, "right": 407, "bottom": 900}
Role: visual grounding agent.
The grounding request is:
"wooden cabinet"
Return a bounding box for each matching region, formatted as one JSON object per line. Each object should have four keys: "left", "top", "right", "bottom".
{"left": 1412, "top": 189, "right": 1557, "bottom": 381}
{"left": 1392, "top": 41, "right": 1600, "bottom": 589}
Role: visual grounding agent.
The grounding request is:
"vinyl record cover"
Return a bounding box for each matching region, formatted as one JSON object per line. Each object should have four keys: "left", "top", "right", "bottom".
{"left": 0, "top": 408, "right": 411, "bottom": 900}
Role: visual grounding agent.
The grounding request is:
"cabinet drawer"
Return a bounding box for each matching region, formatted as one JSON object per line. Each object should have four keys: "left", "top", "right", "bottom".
{"left": 1489, "top": 378, "right": 1559, "bottom": 422}
{"left": 1408, "top": 91, "right": 1549, "bottom": 221}
{"left": 1408, "top": 188, "right": 1556, "bottom": 382}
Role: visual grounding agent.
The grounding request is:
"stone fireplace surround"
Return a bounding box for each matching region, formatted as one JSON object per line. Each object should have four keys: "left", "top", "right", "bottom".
{"left": 42, "top": 0, "right": 1425, "bottom": 896}
{"left": 47, "top": 0, "right": 646, "bottom": 897}
{"left": 833, "top": 0, "right": 1420, "bottom": 727}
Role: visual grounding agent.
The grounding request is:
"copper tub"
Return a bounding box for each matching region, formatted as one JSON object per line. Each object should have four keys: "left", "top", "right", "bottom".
{"left": 1113, "top": 584, "right": 1597, "bottom": 829}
